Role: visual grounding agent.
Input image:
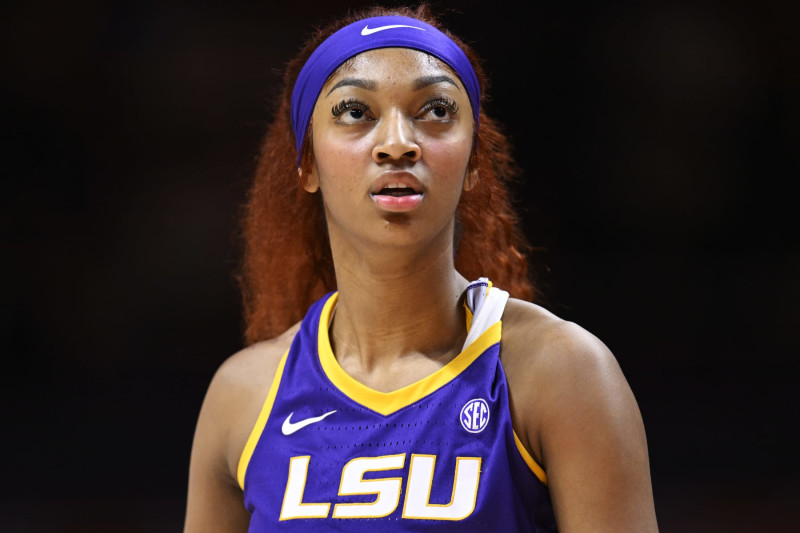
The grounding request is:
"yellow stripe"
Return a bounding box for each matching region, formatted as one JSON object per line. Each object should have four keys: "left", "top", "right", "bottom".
{"left": 513, "top": 430, "right": 547, "bottom": 484}
{"left": 318, "top": 293, "right": 502, "bottom": 416}
{"left": 237, "top": 348, "right": 290, "bottom": 490}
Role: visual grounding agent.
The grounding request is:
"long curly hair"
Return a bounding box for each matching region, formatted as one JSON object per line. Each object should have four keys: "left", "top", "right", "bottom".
{"left": 238, "top": 3, "right": 537, "bottom": 344}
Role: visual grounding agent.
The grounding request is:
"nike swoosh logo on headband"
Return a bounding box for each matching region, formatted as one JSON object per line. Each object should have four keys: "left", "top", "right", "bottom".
{"left": 361, "top": 24, "right": 426, "bottom": 36}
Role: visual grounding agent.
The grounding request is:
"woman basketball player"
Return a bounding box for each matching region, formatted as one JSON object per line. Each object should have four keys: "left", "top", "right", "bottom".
{"left": 184, "top": 4, "right": 658, "bottom": 531}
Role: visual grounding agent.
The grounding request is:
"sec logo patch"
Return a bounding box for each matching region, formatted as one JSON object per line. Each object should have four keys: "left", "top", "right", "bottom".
{"left": 460, "top": 398, "right": 490, "bottom": 433}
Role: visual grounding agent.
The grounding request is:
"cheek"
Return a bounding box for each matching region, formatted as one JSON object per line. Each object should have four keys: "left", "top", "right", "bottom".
{"left": 422, "top": 134, "right": 473, "bottom": 181}
{"left": 312, "top": 131, "right": 371, "bottom": 184}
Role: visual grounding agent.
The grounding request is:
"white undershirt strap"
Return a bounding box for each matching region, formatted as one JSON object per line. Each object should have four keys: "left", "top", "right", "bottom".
{"left": 462, "top": 277, "right": 509, "bottom": 351}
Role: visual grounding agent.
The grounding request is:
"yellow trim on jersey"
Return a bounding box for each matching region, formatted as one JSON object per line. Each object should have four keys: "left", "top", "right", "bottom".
{"left": 237, "top": 348, "right": 290, "bottom": 490}
{"left": 318, "top": 293, "right": 502, "bottom": 416}
{"left": 513, "top": 430, "right": 547, "bottom": 484}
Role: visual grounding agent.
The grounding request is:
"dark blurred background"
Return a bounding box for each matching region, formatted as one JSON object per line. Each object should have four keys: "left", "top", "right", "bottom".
{"left": 2, "top": 0, "right": 798, "bottom": 531}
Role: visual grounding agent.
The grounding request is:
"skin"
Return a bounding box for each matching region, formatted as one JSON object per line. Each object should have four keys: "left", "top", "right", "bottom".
{"left": 184, "top": 47, "right": 659, "bottom": 532}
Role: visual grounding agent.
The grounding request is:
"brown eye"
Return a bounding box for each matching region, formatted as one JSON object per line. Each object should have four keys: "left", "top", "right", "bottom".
{"left": 331, "top": 99, "right": 370, "bottom": 123}
{"left": 419, "top": 97, "right": 459, "bottom": 121}
{"left": 431, "top": 106, "right": 449, "bottom": 118}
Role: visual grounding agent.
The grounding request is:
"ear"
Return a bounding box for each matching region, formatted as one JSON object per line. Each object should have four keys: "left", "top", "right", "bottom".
{"left": 463, "top": 167, "right": 479, "bottom": 191}
{"left": 300, "top": 165, "right": 320, "bottom": 193}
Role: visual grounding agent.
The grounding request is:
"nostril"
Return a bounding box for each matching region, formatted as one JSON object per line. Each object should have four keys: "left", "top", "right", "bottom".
{"left": 373, "top": 145, "right": 419, "bottom": 162}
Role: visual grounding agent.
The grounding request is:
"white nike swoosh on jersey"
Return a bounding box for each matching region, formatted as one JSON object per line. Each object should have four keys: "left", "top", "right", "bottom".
{"left": 281, "top": 410, "right": 337, "bottom": 435}
{"left": 361, "top": 24, "right": 426, "bottom": 36}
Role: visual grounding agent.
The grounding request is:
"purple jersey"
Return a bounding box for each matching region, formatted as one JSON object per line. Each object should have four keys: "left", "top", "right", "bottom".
{"left": 238, "top": 284, "right": 557, "bottom": 532}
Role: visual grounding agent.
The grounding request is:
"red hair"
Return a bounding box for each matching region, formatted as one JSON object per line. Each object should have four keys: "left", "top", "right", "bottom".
{"left": 239, "top": 3, "right": 537, "bottom": 344}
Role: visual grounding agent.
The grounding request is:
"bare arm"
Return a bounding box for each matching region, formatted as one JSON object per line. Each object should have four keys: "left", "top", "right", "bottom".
{"left": 540, "top": 324, "right": 657, "bottom": 532}
{"left": 184, "top": 359, "right": 253, "bottom": 533}
{"left": 184, "top": 325, "right": 298, "bottom": 533}
{"left": 504, "top": 302, "right": 658, "bottom": 532}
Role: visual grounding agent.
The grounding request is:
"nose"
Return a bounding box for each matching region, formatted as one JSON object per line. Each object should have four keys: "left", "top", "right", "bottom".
{"left": 372, "top": 110, "right": 421, "bottom": 163}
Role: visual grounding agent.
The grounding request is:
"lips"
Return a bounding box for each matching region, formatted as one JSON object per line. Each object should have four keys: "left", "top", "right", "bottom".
{"left": 369, "top": 173, "right": 424, "bottom": 195}
{"left": 369, "top": 174, "right": 425, "bottom": 212}
{"left": 373, "top": 183, "right": 421, "bottom": 197}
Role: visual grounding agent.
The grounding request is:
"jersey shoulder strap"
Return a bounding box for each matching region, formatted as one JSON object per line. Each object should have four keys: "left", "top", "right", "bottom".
{"left": 462, "top": 277, "right": 509, "bottom": 351}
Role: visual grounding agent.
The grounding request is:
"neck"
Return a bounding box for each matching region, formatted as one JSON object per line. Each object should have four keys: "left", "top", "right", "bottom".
{"left": 328, "top": 234, "right": 470, "bottom": 371}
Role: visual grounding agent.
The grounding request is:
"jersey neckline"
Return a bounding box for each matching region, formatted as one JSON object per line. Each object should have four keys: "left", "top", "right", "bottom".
{"left": 316, "top": 291, "right": 502, "bottom": 416}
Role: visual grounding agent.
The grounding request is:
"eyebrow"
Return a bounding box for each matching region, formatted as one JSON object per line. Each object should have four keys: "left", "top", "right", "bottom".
{"left": 326, "top": 77, "right": 376, "bottom": 96}
{"left": 325, "top": 74, "right": 461, "bottom": 97}
{"left": 412, "top": 74, "right": 461, "bottom": 91}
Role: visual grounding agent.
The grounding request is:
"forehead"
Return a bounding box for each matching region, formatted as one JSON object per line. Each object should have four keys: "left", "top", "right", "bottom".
{"left": 324, "top": 47, "right": 463, "bottom": 88}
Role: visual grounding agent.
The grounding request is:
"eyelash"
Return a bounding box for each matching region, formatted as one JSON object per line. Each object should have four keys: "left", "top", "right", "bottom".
{"left": 421, "top": 96, "right": 459, "bottom": 116}
{"left": 331, "top": 99, "right": 367, "bottom": 117}
{"left": 330, "top": 96, "right": 459, "bottom": 119}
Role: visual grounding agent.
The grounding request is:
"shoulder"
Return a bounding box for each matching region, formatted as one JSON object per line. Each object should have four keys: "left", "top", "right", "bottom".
{"left": 501, "top": 297, "right": 617, "bottom": 380}
{"left": 212, "top": 322, "right": 299, "bottom": 401}
{"left": 197, "top": 321, "right": 301, "bottom": 479}
{"left": 499, "top": 298, "right": 634, "bottom": 460}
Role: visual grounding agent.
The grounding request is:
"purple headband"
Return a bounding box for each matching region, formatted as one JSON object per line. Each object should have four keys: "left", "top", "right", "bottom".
{"left": 291, "top": 15, "right": 481, "bottom": 166}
